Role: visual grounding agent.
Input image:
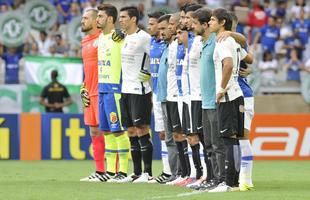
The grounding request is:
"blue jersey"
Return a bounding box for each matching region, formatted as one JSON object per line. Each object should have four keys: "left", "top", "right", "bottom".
{"left": 188, "top": 31, "right": 195, "bottom": 51}
{"left": 238, "top": 61, "right": 253, "bottom": 98}
{"left": 2, "top": 52, "right": 22, "bottom": 84}
{"left": 291, "top": 19, "right": 310, "bottom": 45}
{"left": 150, "top": 37, "right": 167, "bottom": 94}
{"left": 260, "top": 25, "right": 280, "bottom": 52}
{"left": 176, "top": 44, "right": 185, "bottom": 96}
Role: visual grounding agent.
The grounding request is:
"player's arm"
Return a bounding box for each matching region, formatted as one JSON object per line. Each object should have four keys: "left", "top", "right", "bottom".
{"left": 40, "top": 97, "right": 54, "bottom": 108}
{"left": 216, "top": 41, "right": 234, "bottom": 103}
{"left": 138, "top": 34, "right": 152, "bottom": 82}
{"left": 55, "top": 87, "right": 72, "bottom": 109}
{"left": 217, "top": 57, "right": 233, "bottom": 103}
{"left": 40, "top": 87, "right": 54, "bottom": 108}
{"left": 216, "top": 31, "right": 247, "bottom": 47}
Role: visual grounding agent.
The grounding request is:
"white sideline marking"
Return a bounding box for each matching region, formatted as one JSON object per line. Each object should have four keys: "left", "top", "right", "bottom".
{"left": 147, "top": 190, "right": 204, "bottom": 199}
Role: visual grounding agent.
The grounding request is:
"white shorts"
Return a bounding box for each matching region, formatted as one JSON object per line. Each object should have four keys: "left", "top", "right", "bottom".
{"left": 244, "top": 97, "right": 254, "bottom": 131}
{"left": 152, "top": 93, "right": 165, "bottom": 132}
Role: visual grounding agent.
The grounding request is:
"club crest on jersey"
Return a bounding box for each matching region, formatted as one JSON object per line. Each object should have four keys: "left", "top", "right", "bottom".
{"left": 110, "top": 112, "right": 118, "bottom": 124}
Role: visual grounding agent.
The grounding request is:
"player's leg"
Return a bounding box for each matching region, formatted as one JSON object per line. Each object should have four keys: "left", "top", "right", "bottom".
{"left": 167, "top": 101, "right": 191, "bottom": 185}
{"left": 150, "top": 94, "right": 172, "bottom": 183}
{"left": 209, "top": 97, "right": 243, "bottom": 192}
{"left": 119, "top": 93, "right": 141, "bottom": 182}
{"left": 106, "top": 93, "right": 130, "bottom": 182}
{"left": 186, "top": 101, "right": 204, "bottom": 188}
{"left": 239, "top": 97, "right": 254, "bottom": 191}
{"left": 80, "top": 95, "right": 107, "bottom": 182}
{"left": 161, "top": 102, "right": 179, "bottom": 182}
{"left": 132, "top": 93, "right": 154, "bottom": 183}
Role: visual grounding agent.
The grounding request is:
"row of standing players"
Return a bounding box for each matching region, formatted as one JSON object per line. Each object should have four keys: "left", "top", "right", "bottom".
{"left": 79, "top": 3, "right": 254, "bottom": 193}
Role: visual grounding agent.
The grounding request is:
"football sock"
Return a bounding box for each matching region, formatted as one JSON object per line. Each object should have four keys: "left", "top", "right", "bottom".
{"left": 115, "top": 133, "right": 130, "bottom": 174}
{"left": 91, "top": 135, "right": 105, "bottom": 173}
{"left": 190, "top": 143, "right": 203, "bottom": 179}
{"left": 182, "top": 140, "right": 191, "bottom": 177}
{"left": 176, "top": 140, "right": 191, "bottom": 177}
{"left": 205, "top": 151, "right": 214, "bottom": 182}
{"left": 223, "top": 137, "right": 240, "bottom": 187}
{"left": 104, "top": 134, "right": 117, "bottom": 174}
{"left": 161, "top": 140, "right": 171, "bottom": 175}
{"left": 239, "top": 139, "right": 253, "bottom": 186}
{"left": 129, "top": 136, "right": 142, "bottom": 176}
{"left": 139, "top": 134, "right": 153, "bottom": 176}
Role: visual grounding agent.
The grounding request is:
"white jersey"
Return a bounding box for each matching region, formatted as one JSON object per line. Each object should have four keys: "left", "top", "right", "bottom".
{"left": 181, "top": 48, "right": 190, "bottom": 103}
{"left": 188, "top": 36, "right": 203, "bottom": 101}
{"left": 166, "top": 40, "right": 179, "bottom": 102}
{"left": 121, "top": 29, "right": 151, "bottom": 94}
{"left": 213, "top": 36, "right": 246, "bottom": 102}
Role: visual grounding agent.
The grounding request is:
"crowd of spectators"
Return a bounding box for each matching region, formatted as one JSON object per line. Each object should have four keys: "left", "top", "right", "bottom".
{"left": 1, "top": 0, "right": 310, "bottom": 93}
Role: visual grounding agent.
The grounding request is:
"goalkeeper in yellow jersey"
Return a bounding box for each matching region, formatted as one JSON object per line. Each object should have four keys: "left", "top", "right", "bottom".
{"left": 96, "top": 3, "right": 130, "bottom": 182}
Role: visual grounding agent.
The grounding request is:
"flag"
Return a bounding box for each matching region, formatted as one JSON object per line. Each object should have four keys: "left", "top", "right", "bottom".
{"left": 24, "top": 56, "right": 83, "bottom": 94}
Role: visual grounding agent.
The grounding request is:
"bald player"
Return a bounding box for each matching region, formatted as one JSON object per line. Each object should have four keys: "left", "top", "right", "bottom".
{"left": 79, "top": 9, "right": 107, "bottom": 182}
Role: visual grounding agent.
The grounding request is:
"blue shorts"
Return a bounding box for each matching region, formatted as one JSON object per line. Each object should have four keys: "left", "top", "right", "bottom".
{"left": 99, "top": 92, "right": 124, "bottom": 132}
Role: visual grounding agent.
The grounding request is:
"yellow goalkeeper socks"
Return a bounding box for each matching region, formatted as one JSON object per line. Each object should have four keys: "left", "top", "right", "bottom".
{"left": 104, "top": 133, "right": 117, "bottom": 174}
{"left": 115, "top": 133, "right": 130, "bottom": 174}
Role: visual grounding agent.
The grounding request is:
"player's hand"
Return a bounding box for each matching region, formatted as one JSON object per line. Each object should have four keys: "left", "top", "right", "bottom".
{"left": 80, "top": 83, "right": 90, "bottom": 107}
{"left": 159, "top": 131, "right": 165, "bottom": 140}
{"left": 239, "top": 65, "right": 252, "bottom": 77}
{"left": 138, "top": 69, "right": 151, "bottom": 82}
{"left": 112, "top": 29, "right": 125, "bottom": 42}
{"left": 216, "top": 92, "right": 224, "bottom": 104}
{"left": 216, "top": 31, "right": 231, "bottom": 43}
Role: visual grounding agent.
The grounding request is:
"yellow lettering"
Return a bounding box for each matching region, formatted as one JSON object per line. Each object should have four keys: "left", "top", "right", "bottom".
{"left": 51, "top": 118, "right": 62, "bottom": 159}
{"left": 0, "top": 118, "right": 9, "bottom": 159}
{"left": 66, "top": 119, "right": 86, "bottom": 159}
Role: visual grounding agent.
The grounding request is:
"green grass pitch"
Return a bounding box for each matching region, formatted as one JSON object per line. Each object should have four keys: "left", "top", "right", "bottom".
{"left": 0, "top": 160, "right": 309, "bottom": 200}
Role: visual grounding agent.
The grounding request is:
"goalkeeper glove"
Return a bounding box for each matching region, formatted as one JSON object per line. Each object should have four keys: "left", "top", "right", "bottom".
{"left": 80, "top": 83, "right": 90, "bottom": 107}
{"left": 138, "top": 69, "right": 151, "bottom": 82}
{"left": 112, "top": 29, "right": 125, "bottom": 42}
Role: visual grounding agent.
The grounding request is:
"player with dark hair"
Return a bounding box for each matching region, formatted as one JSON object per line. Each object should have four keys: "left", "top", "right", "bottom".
{"left": 118, "top": 6, "right": 153, "bottom": 183}
{"left": 96, "top": 4, "right": 130, "bottom": 183}
{"left": 208, "top": 8, "right": 247, "bottom": 192}
{"left": 147, "top": 12, "right": 175, "bottom": 184}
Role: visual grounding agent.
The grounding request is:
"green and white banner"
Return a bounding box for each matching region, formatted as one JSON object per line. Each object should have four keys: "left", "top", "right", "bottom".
{"left": 24, "top": 0, "right": 57, "bottom": 31}
{"left": 0, "top": 84, "right": 83, "bottom": 113}
{"left": 0, "top": 11, "right": 30, "bottom": 47}
{"left": 24, "top": 56, "right": 83, "bottom": 94}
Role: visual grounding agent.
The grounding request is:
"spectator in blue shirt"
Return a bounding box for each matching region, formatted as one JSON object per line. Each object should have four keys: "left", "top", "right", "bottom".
{"left": 253, "top": 15, "right": 280, "bottom": 53}
{"left": 291, "top": 8, "right": 310, "bottom": 47}
{"left": 0, "top": 47, "right": 22, "bottom": 84}
{"left": 284, "top": 48, "right": 307, "bottom": 82}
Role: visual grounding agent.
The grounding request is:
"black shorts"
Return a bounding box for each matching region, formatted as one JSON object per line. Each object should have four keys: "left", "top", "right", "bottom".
{"left": 166, "top": 101, "right": 182, "bottom": 133}
{"left": 120, "top": 93, "right": 152, "bottom": 128}
{"left": 182, "top": 101, "right": 203, "bottom": 135}
{"left": 217, "top": 96, "right": 244, "bottom": 138}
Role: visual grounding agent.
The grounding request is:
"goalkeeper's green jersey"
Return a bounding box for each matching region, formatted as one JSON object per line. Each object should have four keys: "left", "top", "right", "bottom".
{"left": 98, "top": 31, "right": 123, "bottom": 93}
